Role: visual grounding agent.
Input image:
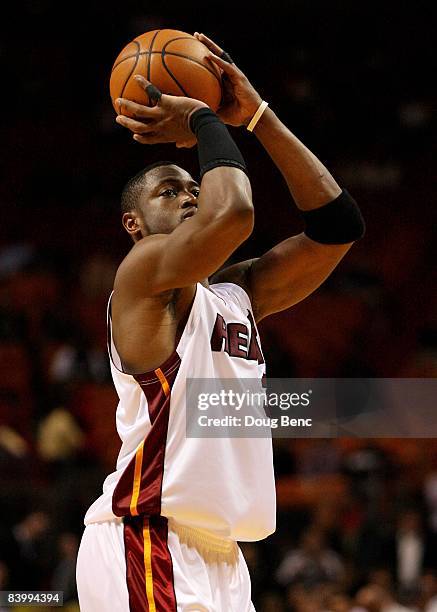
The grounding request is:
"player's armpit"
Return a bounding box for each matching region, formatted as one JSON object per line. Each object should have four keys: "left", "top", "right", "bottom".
{"left": 213, "top": 234, "right": 351, "bottom": 323}
{"left": 210, "top": 259, "right": 258, "bottom": 302}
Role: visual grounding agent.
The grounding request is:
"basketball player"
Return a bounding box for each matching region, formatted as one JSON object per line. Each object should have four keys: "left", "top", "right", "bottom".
{"left": 76, "top": 33, "right": 364, "bottom": 611}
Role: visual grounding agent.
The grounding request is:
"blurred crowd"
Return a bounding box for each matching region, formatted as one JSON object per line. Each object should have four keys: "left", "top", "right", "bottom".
{"left": 1, "top": 0, "right": 436, "bottom": 610}
{"left": 245, "top": 438, "right": 437, "bottom": 611}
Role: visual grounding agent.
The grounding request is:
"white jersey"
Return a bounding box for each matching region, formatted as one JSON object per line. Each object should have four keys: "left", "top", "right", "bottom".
{"left": 84, "top": 282, "right": 276, "bottom": 542}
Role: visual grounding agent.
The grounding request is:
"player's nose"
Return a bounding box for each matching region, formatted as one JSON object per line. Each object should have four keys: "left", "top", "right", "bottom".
{"left": 181, "top": 194, "right": 198, "bottom": 208}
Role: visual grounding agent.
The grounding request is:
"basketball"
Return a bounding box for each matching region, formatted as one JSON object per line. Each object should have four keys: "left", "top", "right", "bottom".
{"left": 110, "top": 29, "right": 223, "bottom": 112}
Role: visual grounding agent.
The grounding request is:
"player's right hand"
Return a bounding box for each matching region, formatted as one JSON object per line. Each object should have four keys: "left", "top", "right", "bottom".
{"left": 115, "top": 75, "right": 207, "bottom": 148}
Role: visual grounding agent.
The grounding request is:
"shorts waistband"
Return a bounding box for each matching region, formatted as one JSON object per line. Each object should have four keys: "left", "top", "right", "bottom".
{"left": 168, "top": 518, "right": 239, "bottom": 566}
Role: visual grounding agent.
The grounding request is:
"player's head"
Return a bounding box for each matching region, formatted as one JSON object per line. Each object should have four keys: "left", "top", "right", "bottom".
{"left": 121, "top": 161, "right": 200, "bottom": 242}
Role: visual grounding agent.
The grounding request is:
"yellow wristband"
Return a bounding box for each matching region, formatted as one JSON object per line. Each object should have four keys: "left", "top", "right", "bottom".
{"left": 246, "top": 101, "right": 269, "bottom": 132}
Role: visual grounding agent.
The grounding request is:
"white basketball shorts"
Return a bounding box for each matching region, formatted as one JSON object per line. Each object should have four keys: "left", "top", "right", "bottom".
{"left": 76, "top": 515, "right": 255, "bottom": 611}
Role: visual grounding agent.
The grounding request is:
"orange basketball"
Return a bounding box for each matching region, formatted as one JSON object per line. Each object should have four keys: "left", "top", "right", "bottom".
{"left": 110, "top": 29, "right": 223, "bottom": 112}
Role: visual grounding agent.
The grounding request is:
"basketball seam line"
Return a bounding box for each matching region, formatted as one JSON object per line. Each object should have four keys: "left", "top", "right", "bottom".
{"left": 160, "top": 55, "right": 187, "bottom": 97}
{"left": 111, "top": 35, "right": 193, "bottom": 72}
{"left": 161, "top": 36, "right": 221, "bottom": 83}
{"left": 161, "top": 39, "right": 189, "bottom": 97}
{"left": 119, "top": 40, "right": 140, "bottom": 99}
{"left": 112, "top": 52, "right": 221, "bottom": 84}
{"left": 147, "top": 30, "right": 161, "bottom": 82}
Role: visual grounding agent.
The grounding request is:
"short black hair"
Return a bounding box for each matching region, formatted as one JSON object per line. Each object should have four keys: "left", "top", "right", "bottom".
{"left": 120, "top": 161, "right": 179, "bottom": 215}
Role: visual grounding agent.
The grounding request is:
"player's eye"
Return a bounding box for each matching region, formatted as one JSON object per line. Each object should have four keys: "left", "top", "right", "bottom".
{"left": 192, "top": 188, "right": 200, "bottom": 198}
{"left": 161, "top": 188, "right": 177, "bottom": 197}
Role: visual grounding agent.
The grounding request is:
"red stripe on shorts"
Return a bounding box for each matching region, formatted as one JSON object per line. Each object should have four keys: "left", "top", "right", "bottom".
{"left": 123, "top": 514, "right": 176, "bottom": 612}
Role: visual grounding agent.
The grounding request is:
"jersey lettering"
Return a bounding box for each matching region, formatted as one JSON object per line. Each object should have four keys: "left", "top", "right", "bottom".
{"left": 210, "top": 310, "right": 264, "bottom": 364}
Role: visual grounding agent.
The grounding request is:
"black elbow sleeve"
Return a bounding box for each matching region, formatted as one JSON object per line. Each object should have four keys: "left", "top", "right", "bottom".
{"left": 302, "top": 190, "right": 366, "bottom": 244}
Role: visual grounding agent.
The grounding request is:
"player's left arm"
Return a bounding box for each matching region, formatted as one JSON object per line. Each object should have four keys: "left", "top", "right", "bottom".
{"left": 210, "top": 120, "right": 357, "bottom": 322}
{"left": 211, "top": 235, "right": 351, "bottom": 323}
{"left": 200, "top": 33, "right": 365, "bottom": 322}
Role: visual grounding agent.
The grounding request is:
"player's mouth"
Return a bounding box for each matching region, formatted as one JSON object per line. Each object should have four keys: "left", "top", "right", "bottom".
{"left": 181, "top": 207, "right": 198, "bottom": 221}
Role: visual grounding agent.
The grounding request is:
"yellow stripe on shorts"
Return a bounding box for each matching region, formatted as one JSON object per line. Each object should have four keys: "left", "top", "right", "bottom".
{"left": 143, "top": 516, "right": 156, "bottom": 612}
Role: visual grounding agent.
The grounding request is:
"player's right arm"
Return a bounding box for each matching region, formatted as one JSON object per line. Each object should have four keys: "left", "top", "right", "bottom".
{"left": 114, "top": 78, "right": 254, "bottom": 296}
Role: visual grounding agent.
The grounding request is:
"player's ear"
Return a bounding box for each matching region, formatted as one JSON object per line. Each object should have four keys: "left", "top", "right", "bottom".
{"left": 122, "top": 211, "right": 142, "bottom": 241}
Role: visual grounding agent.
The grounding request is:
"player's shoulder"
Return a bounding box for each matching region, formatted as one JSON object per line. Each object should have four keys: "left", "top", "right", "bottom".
{"left": 115, "top": 234, "right": 167, "bottom": 286}
{"left": 119, "top": 234, "right": 167, "bottom": 266}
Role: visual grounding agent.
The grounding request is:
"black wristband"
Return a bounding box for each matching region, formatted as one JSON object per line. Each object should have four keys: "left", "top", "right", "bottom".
{"left": 190, "top": 107, "right": 247, "bottom": 179}
{"left": 303, "top": 189, "right": 365, "bottom": 244}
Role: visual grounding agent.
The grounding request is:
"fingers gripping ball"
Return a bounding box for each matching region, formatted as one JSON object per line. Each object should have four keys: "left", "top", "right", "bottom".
{"left": 145, "top": 84, "right": 162, "bottom": 104}
{"left": 110, "top": 29, "right": 223, "bottom": 111}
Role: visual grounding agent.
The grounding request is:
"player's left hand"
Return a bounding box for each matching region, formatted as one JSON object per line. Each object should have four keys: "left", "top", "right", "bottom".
{"left": 194, "top": 32, "right": 263, "bottom": 127}
{"left": 115, "top": 75, "right": 207, "bottom": 148}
